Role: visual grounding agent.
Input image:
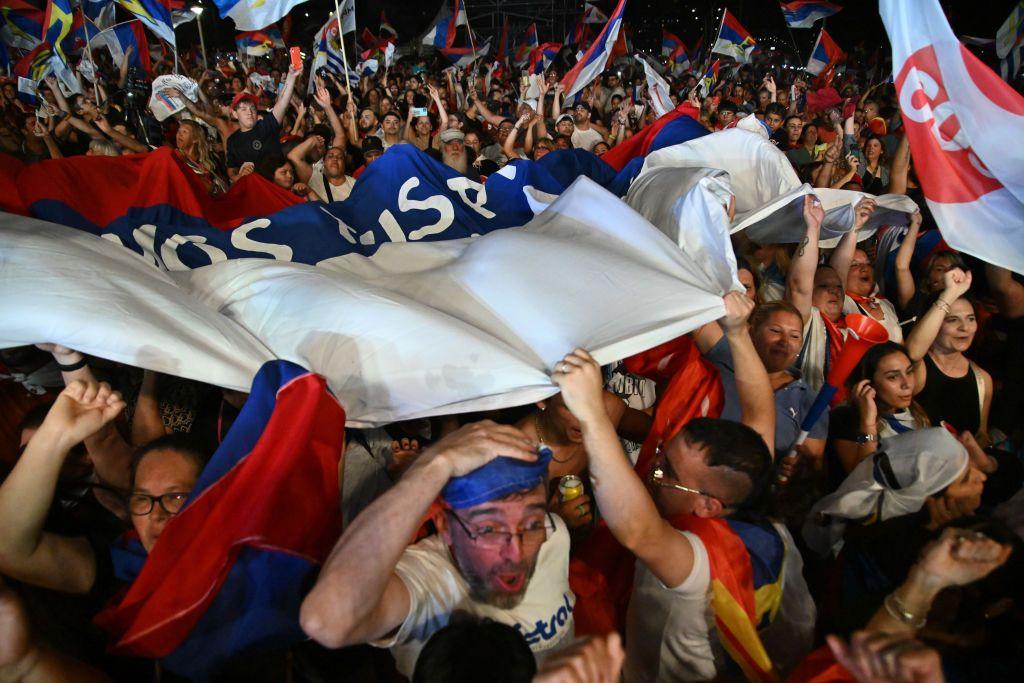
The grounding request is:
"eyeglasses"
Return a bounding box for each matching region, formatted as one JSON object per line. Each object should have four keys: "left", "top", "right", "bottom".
{"left": 128, "top": 491, "right": 190, "bottom": 516}
{"left": 447, "top": 510, "right": 555, "bottom": 549}
{"left": 648, "top": 444, "right": 719, "bottom": 501}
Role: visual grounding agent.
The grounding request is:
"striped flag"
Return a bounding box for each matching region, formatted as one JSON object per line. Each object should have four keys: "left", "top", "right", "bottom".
{"left": 94, "top": 361, "right": 346, "bottom": 681}
{"left": 115, "top": 0, "right": 176, "bottom": 45}
{"left": 211, "top": 0, "right": 310, "bottom": 33}
{"left": 527, "top": 41, "right": 561, "bottom": 74}
{"left": 513, "top": 22, "right": 538, "bottom": 66}
{"left": 560, "top": 0, "right": 628, "bottom": 100}
{"left": 805, "top": 28, "right": 844, "bottom": 76}
{"left": 712, "top": 9, "right": 756, "bottom": 64}
{"left": 779, "top": 1, "right": 841, "bottom": 29}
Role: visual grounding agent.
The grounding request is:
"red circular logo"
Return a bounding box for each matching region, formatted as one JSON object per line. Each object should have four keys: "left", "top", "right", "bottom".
{"left": 894, "top": 45, "right": 1003, "bottom": 203}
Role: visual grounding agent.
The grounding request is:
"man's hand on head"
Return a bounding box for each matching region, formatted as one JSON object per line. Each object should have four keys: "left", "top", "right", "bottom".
{"left": 427, "top": 421, "right": 539, "bottom": 479}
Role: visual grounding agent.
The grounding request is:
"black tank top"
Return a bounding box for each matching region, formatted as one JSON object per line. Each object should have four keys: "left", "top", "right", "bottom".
{"left": 915, "top": 354, "right": 981, "bottom": 434}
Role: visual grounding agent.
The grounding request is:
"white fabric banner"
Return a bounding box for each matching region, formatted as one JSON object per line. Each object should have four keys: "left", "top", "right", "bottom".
{"left": 1, "top": 178, "right": 727, "bottom": 427}
{"left": 881, "top": 0, "right": 1024, "bottom": 275}
{"left": 639, "top": 129, "right": 918, "bottom": 247}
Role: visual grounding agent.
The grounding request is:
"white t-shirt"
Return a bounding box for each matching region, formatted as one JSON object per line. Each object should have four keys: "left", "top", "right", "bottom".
{"left": 623, "top": 525, "right": 815, "bottom": 683}
{"left": 571, "top": 126, "right": 605, "bottom": 152}
{"left": 309, "top": 159, "right": 355, "bottom": 202}
{"left": 374, "top": 515, "right": 576, "bottom": 677}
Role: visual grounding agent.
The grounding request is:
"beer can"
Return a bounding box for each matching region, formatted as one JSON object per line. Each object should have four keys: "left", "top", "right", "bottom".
{"left": 558, "top": 475, "right": 584, "bottom": 502}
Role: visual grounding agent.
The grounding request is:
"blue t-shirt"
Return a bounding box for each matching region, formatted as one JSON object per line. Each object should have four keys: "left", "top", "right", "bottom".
{"left": 706, "top": 336, "right": 828, "bottom": 454}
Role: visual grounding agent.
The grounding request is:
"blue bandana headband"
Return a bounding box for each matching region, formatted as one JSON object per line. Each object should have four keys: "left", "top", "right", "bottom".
{"left": 441, "top": 446, "right": 553, "bottom": 510}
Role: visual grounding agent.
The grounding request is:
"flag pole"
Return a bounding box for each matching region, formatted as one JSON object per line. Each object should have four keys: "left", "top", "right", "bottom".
{"left": 331, "top": 0, "right": 352, "bottom": 85}
{"left": 79, "top": 8, "right": 102, "bottom": 105}
{"left": 464, "top": 2, "right": 477, "bottom": 59}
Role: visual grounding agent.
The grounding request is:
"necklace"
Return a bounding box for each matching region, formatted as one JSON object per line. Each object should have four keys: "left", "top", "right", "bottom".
{"left": 534, "top": 413, "right": 574, "bottom": 463}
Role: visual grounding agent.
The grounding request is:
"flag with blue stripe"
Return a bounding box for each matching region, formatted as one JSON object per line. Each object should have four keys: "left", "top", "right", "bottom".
{"left": 805, "top": 28, "right": 843, "bottom": 76}
{"left": 0, "top": 0, "right": 43, "bottom": 51}
{"left": 94, "top": 360, "right": 346, "bottom": 681}
{"left": 779, "top": 1, "right": 841, "bottom": 29}
{"left": 116, "top": 0, "right": 176, "bottom": 45}
{"left": 560, "top": 0, "right": 628, "bottom": 100}
{"left": 212, "top": 0, "right": 309, "bottom": 32}
{"left": 712, "top": 9, "right": 756, "bottom": 64}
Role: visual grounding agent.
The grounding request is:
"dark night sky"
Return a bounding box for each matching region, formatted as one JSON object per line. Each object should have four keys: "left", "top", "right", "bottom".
{"left": 179, "top": 0, "right": 1021, "bottom": 64}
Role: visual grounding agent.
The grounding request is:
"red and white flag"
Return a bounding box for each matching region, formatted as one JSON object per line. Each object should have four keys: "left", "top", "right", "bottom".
{"left": 882, "top": 0, "right": 1024, "bottom": 274}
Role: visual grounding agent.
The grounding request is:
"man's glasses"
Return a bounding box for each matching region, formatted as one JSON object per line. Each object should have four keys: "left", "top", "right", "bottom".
{"left": 448, "top": 510, "right": 555, "bottom": 549}
{"left": 648, "top": 444, "right": 720, "bottom": 502}
{"left": 128, "top": 491, "right": 190, "bottom": 516}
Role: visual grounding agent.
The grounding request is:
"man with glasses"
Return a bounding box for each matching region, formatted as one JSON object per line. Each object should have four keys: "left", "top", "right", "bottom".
{"left": 301, "top": 421, "right": 575, "bottom": 678}
{"left": 550, "top": 297, "right": 815, "bottom": 681}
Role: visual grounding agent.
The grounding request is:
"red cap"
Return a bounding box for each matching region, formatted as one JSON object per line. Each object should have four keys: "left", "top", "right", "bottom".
{"left": 230, "top": 92, "right": 259, "bottom": 110}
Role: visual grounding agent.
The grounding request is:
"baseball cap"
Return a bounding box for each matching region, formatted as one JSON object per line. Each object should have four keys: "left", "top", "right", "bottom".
{"left": 439, "top": 128, "right": 466, "bottom": 144}
{"left": 230, "top": 92, "right": 259, "bottom": 110}
{"left": 361, "top": 135, "right": 384, "bottom": 155}
{"left": 556, "top": 113, "right": 574, "bottom": 125}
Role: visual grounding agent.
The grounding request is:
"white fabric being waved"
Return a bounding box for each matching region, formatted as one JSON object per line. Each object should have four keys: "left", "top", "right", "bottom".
{"left": 638, "top": 129, "right": 919, "bottom": 247}
{"left": 180, "top": 177, "right": 729, "bottom": 426}
{"left": 881, "top": 0, "right": 1024, "bottom": 275}
{"left": 0, "top": 214, "right": 275, "bottom": 391}
{"left": 0, "top": 177, "right": 729, "bottom": 426}
{"left": 803, "top": 428, "right": 969, "bottom": 557}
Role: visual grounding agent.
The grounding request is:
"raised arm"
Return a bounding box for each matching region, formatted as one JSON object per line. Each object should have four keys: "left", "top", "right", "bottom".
{"left": 894, "top": 211, "right": 922, "bottom": 309}
{"left": 888, "top": 132, "right": 911, "bottom": 194}
{"left": 272, "top": 66, "right": 302, "bottom": 125}
{"left": 829, "top": 198, "right": 876, "bottom": 286}
{"left": 95, "top": 115, "right": 147, "bottom": 153}
{"left": 553, "top": 349, "right": 696, "bottom": 589}
{"left": 472, "top": 96, "right": 505, "bottom": 127}
{"left": 314, "top": 79, "right": 345, "bottom": 149}
{"left": 300, "top": 422, "right": 539, "bottom": 649}
{"left": 287, "top": 135, "right": 323, "bottom": 184}
{"left": 786, "top": 195, "right": 826, "bottom": 323}
{"left": 905, "top": 268, "right": 972, "bottom": 364}
{"left": 719, "top": 293, "right": 776, "bottom": 457}
{"left": 504, "top": 112, "right": 530, "bottom": 161}
{"left": 0, "top": 381, "right": 124, "bottom": 594}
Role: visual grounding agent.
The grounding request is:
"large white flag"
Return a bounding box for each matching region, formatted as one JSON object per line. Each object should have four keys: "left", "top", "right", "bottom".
{"left": 1, "top": 177, "right": 728, "bottom": 427}
{"left": 882, "top": 0, "right": 1024, "bottom": 274}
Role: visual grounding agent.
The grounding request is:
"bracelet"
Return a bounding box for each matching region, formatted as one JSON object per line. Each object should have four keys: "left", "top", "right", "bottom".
{"left": 884, "top": 592, "right": 927, "bottom": 629}
{"left": 56, "top": 356, "right": 88, "bottom": 372}
{"left": 933, "top": 299, "right": 951, "bottom": 314}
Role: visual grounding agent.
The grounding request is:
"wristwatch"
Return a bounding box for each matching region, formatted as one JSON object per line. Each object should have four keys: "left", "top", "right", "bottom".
{"left": 855, "top": 432, "right": 877, "bottom": 444}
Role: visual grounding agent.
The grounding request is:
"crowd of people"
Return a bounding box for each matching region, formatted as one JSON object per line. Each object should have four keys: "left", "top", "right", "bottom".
{"left": 1, "top": 15, "right": 1023, "bottom": 683}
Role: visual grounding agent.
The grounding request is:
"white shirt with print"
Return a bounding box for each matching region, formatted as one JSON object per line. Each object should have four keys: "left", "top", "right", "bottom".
{"left": 373, "top": 514, "right": 575, "bottom": 677}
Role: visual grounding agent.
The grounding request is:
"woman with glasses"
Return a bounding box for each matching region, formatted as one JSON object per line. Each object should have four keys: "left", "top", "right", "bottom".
{"left": 0, "top": 381, "right": 204, "bottom": 597}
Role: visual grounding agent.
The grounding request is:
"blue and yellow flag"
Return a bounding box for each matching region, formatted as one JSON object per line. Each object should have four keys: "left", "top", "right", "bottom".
{"left": 116, "top": 0, "right": 175, "bottom": 45}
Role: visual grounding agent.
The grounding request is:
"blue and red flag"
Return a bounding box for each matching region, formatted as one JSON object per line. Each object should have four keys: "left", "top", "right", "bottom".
{"left": 0, "top": 0, "right": 44, "bottom": 51}
{"left": 495, "top": 15, "right": 510, "bottom": 64}
{"left": 779, "top": 1, "right": 841, "bottom": 29}
{"left": 712, "top": 9, "right": 756, "bottom": 63}
{"left": 440, "top": 35, "right": 490, "bottom": 68}
{"left": 565, "top": 17, "right": 592, "bottom": 49}
{"left": 560, "top": 0, "right": 628, "bottom": 99}
{"left": 661, "top": 28, "right": 684, "bottom": 58}
{"left": 93, "top": 360, "right": 346, "bottom": 680}
{"left": 805, "top": 28, "right": 844, "bottom": 75}
{"left": 43, "top": 0, "right": 74, "bottom": 61}
{"left": 513, "top": 22, "right": 538, "bottom": 66}
{"left": 115, "top": 0, "right": 176, "bottom": 45}
{"left": 235, "top": 27, "right": 283, "bottom": 56}
{"left": 13, "top": 40, "right": 53, "bottom": 82}
{"left": 528, "top": 41, "right": 561, "bottom": 75}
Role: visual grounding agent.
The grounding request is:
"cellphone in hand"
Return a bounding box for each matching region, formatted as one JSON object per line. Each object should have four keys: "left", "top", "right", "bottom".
{"left": 289, "top": 46, "right": 303, "bottom": 71}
